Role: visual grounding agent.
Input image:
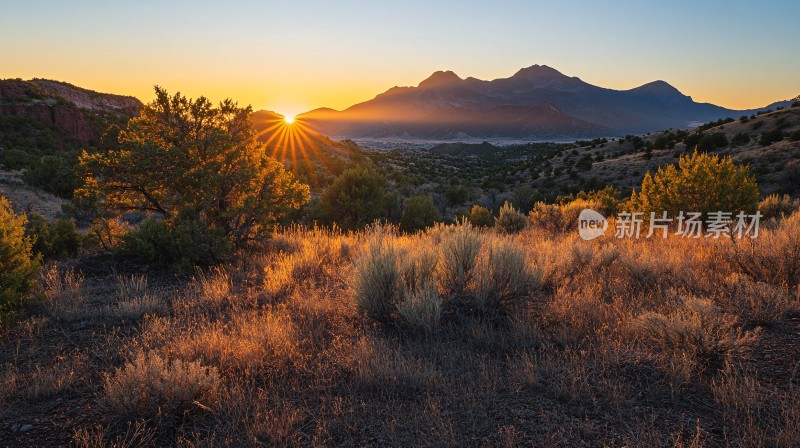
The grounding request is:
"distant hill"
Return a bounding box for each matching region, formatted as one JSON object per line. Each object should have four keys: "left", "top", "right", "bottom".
{"left": 287, "top": 65, "right": 797, "bottom": 140}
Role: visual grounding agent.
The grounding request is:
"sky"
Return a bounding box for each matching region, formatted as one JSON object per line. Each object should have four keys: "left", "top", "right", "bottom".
{"left": 1, "top": 0, "right": 798, "bottom": 116}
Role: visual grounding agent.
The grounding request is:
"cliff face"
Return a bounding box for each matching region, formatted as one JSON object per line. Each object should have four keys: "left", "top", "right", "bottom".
{"left": 30, "top": 79, "right": 142, "bottom": 114}
{"left": 0, "top": 78, "right": 142, "bottom": 143}
{"left": 0, "top": 80, "right": 93, "bottom": 142}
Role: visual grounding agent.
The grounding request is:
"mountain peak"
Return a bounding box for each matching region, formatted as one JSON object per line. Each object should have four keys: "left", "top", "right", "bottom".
{"left": 511, "top": 64, "right": 567, "bottom": 80}
{"left": 630, "top": 80, "right": 684, "bottom": 97}
{"left": 418, "top": 70, "right": 462, "bottom": 89}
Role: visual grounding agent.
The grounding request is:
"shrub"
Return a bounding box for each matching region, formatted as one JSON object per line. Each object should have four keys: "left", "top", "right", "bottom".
{"left": 0, "top": 196, "right": 41, "bottom": 317}
{"left": 728, "top": 212, "right": 800, "bottom": 290}
{"left": 789, "top": 129, "right": 800, "bottom": 142}
{"left": 102, "top": 351, "right": 219, "bottom": 420}
{"left": 468, "top": 204, "right": 494, "bottom": 227}
{"left": 353, "top": 228, "right": 402, "bottom": 323}
{"left": 444, "top": 184, "right": 470, "bottom": 206}
{"left": 78, "top": 87, "right": 310, "bottom": 254}
{"left": 630, "top": 150, "right": 759, "bottom": 217}
{"left": 25, "top": 215, "right": 82, "bottom": 259}
{"left": 697, "top": 132, "right": 729, "bottom": 152}
{"left": 396, "top": 282, "right": 442, "bottom": 335}
{"left": 758, "top": 194, "right": 800, "bottom": 221}
{"left": 528, "top": 199, "right": 590, "bottom": 234}
{"left": 635, "top": 297, "right": 759, "bottom": 373}
{"left": 495, "top": 201, "right": 527, "bottom": 234}
{"left": 400, "top": 195, "right": 441, "bottom": 233}
{"left": 321, "top": 166, "right": 387, "bottom": 230}
{"left": 475, "top": 242, "right": 540, "bottom": 312}
{"left": 437, "top": 222, "right": 482, "bottom": 296}
{"left": 39, "top": 265, "right": 85, "bottom": 320}
{"left": 85, "top": 217, "right": 130, "bottom": 253}
{"left": 759, "top": 129, "right": 784, "bottom": 146}
{"left": 722, "top": 273, "right": 797, "bottom": 325}
{"left": 121, "top": 216, "right": 231, "bottom": 268}
{"left": 731, "top": 132, "right": 751, "bottom": 146}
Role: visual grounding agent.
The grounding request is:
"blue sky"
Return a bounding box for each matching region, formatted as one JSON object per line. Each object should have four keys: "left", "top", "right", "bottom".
{"left": 1, "top": 0, "right": 797, "bottom": 114}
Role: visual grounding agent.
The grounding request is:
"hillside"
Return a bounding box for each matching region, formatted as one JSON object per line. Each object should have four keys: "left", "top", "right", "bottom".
{"left": 289, "top": 65, "right": 796, "bottom": 140}
{"left": 251, "top": 111, "right": 366, "bottom": 190}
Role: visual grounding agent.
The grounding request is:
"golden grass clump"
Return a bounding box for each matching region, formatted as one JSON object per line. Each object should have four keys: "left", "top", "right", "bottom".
{"left": 39, "top": 264, "right": 85, "bottom": 320}
{"left": 436, "top": 221, "right": 482, "bottom": 295}
{"left": 635, "top": 296, "right": 759, "bottom": 374}
{"left": 353, "top": 226, "right": 402, "bottom": 323}
{"left": 102, "top": 351, "right": 219, "bottom": 420}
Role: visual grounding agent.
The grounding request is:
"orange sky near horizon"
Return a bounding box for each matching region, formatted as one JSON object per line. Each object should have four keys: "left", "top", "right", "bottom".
{"left": 1, "top": 1, "right": 798, "bottom": 116}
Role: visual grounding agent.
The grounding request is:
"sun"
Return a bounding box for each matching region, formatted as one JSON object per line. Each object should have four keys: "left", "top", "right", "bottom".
{"left": 283, "top": 114, "right": 295, "bottom": 124}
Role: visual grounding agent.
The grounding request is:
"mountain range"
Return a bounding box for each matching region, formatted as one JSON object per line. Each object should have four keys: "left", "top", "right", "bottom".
{"left": 293, "top": 65, "right": 795, "bottom": 139}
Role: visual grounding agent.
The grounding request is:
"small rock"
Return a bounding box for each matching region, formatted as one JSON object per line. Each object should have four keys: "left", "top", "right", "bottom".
{"left": 19, "top": 424, "right": 33, "bottom": 433}
{"left": 10, "top": 424, "right": 19, "bottom": 432}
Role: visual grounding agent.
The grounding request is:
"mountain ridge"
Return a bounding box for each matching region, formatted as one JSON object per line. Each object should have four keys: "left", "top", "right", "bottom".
{"left": 291, "top": 64, "right": 797, "bottom": 139}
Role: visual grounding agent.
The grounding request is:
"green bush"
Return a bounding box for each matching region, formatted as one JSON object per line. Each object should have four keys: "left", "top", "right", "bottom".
{"left": 26, "top": 215, "right": 82, "bottom": 259}
{"left": 495, "top": 202, "right": 527, "bottom": 234}
{"left": 400, "top": 196, "right": 441, "bottom": 233}
{"left": 468, "top": 205, "right": 494, "bottom": 227}
{"left": 759, "top": 129, "right": 784, "bottom": 146}
{"left": 789, "top": 129, "right": 800, "bottom": 142}
{"left": 122, "top": 216, "right": 230, "bottom": 269}
{"left": 444, "top": 185, "right": 470, "bottom": 206}
{"left": 630, "top": 151, "right": 759, "bottom": 217}
{"left": 0, "top": 196, "right": 41, "bottom": 317}
{"left": 320, "top": 166, "right": 387, "bottom": 230}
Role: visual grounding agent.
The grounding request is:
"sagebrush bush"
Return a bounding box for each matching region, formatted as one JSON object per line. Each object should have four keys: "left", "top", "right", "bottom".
{"left": 728, "top": 212, "right": 800, "bottom": 290}
{"left": 528, "top": 200, "right": 588, "bottom": 234}
{"left": 759, "top": 194, "right": 800, "bottom": 221}
{"left": 722, "top": 273, "right": 797, "bottom": 325}
{"left": 635, "top": 297, "right": 759, "bottom": 373}
{"left": 396, "top": 282, "right": 442, "bottom": 335}
{"left": 495, "top": 202, "right": 527, "bottom": 234}
{"left": 476, "top": 241, "right": 540, "bottom": 312}
{"left": 353, "top": 228, "right": 402, "bottom": 323}
{"left": 437, "top": 221, "right": 482, "bottom": 295}
{"left": 103, "top": 351, "right": 219, "bottom": 420}
{"left": 0, "top": 196, "right": 40, "bottom": 317}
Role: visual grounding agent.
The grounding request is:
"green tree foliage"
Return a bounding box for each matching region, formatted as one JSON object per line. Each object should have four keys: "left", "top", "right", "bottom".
{"left": 0, "top": 196, "right": 41, "bottom": 317}
{"left": 630, "top": 151, "right": 759, "bottom": 216}
{"left": 25, "top": 215, "right": 82, "bottom": 259}
{"left": 400, "top": 195, "right": 441, "bottom": 232}
{"left": 320, "top": 166, "right": 387, "bottom": 230}
{"left": 444, "top": 184, "right": 470, "bottom": 206}
{"left": 468, "top": 205, "right": 494, "bottom": 227}
{"left": 78, "top": 87, "right": 309, "bottom": 258}
{"left": 759, "top": 129, "right": 784, "bottom": 146}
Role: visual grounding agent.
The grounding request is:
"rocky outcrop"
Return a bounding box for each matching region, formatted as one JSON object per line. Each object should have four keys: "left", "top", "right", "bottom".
{"left": 0, "top": 79, "right": 93, "bottom": 142}
{"left": 0, "top": 78, "right": 142, "bottom": 143}
{"left": 30, "top": 79, "right": 142, "bottom": 114}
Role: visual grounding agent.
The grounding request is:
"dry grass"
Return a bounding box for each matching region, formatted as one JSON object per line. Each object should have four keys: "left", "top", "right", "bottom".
{"left": 102, "top": 350, "right": 219, "bottom": 421}
{"left": 635, "top": 296, "right": 760, "bottom": 375}
{"left": 6, "top": 213, "right": 800, "bottom": 446}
